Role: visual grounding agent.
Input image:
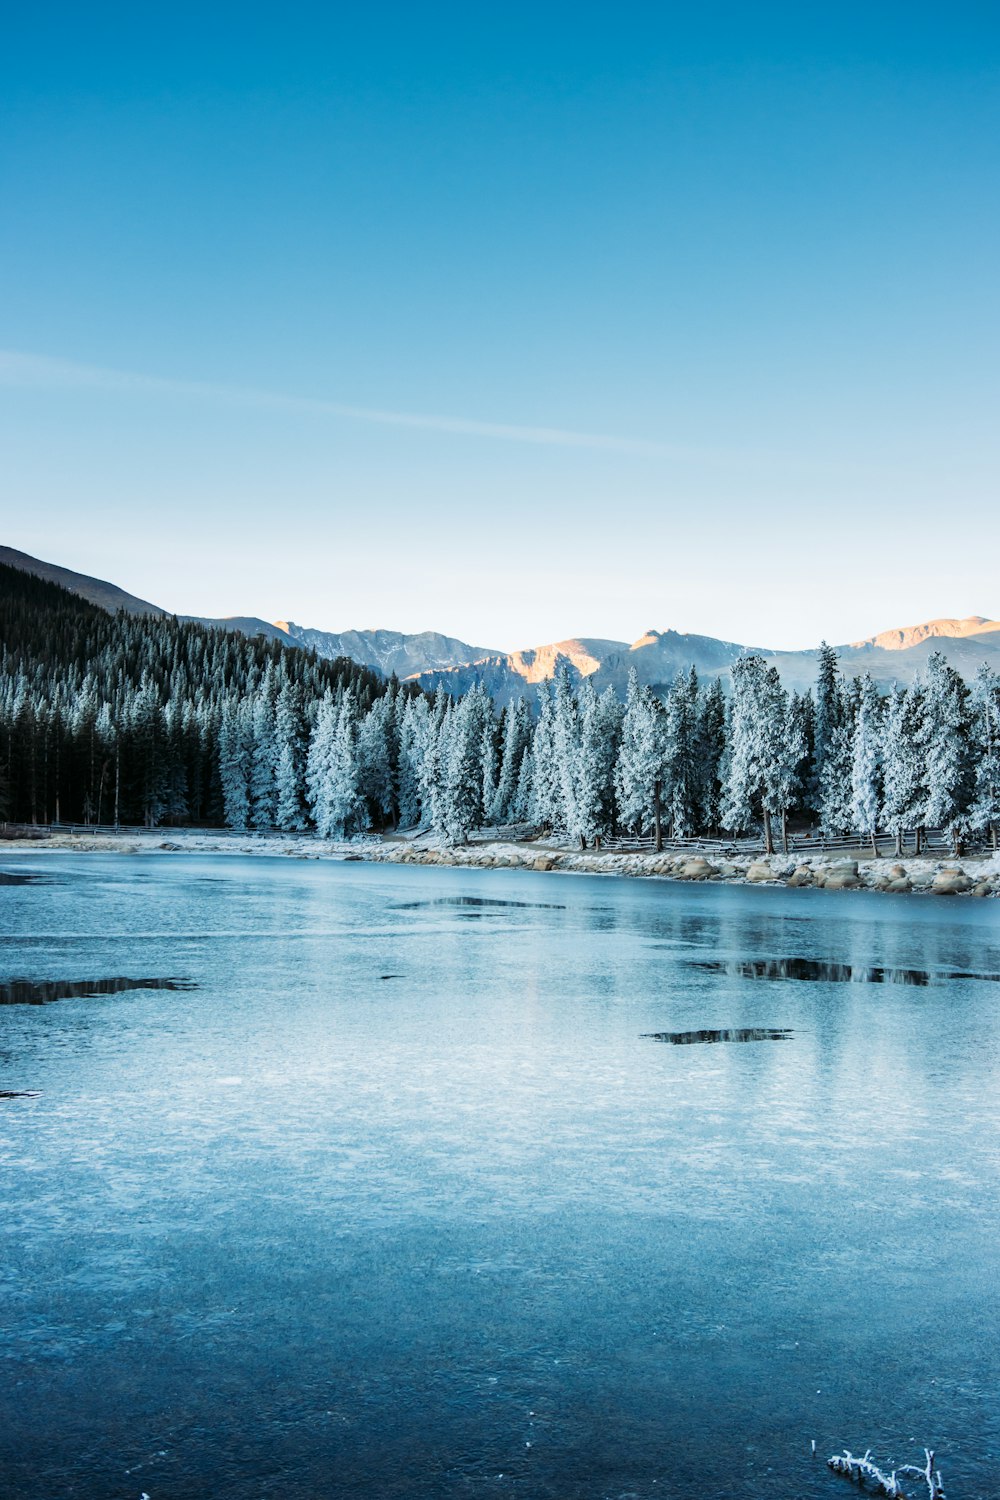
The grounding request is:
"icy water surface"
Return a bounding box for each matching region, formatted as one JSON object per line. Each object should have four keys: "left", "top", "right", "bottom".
{"left": 1, "top": 854, "right": 998, "bottom": 1499}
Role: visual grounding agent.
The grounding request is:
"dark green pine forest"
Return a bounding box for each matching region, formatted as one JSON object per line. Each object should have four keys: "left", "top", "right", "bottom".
{"left": 0, "top": 561, "right": 402, "bottom": 827}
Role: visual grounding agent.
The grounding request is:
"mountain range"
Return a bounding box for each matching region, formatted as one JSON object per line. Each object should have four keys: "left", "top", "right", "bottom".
{"left": 3, "top": 543, "right": 998, "bottom": 701}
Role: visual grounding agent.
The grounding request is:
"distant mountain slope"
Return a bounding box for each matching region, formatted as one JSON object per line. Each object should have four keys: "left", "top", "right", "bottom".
{"left": 411, "top": 621, "right": 1000, "bottom": 703}
{"left": 182, "top": 613, "right": 292, "bottom": 642}
{"left": 851, "top": 616, "right": 1000, "bottom": 651}
{"left": 0, "top": 545, "right": 166, "bottom": 617}
{"left": 275, "top": 623, "right": 499, "bottom": 678}
{"left": 1, "top": 547, "right": 293, "bottom": 642}
{"left": 3, "top": 542, "right": 997, "bottom": 699}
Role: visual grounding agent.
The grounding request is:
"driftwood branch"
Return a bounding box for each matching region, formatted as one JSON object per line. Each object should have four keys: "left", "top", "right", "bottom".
{"left": 828, "top": 1449, "right": 905, "bottom": 1496}
{"left": 828, "top": 1445, "right": 944, "bottom": 1500}
{"left": 898, "top": 1449, "right": 945, "bottom": 1500}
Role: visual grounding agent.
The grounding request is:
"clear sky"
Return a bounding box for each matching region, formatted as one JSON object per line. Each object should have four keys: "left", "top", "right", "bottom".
{"left": 2, "top": 3, "right": 998, "bottom": 650}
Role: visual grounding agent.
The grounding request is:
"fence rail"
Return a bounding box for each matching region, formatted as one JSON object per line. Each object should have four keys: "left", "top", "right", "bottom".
{"left": 600, "top": 828, "right": 988, "bottom": 856}
{"left": 1, "top": 821, "right": 989, "bottom": 857}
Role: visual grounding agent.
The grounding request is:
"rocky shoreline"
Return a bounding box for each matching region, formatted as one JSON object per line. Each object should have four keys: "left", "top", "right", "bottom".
{"left": 3, "top": 829, "right": 998, "bottom": 896}
{"left": 362, "top": 838, "right": 1000, "bottom": 896}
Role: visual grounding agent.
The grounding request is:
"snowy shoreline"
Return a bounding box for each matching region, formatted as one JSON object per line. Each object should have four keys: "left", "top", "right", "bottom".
{"left": 3, "top": 829, "right": 999, "bottom": 896}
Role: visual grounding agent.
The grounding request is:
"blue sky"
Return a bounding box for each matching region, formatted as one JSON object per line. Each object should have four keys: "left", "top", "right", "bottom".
{"left": 2, "top": 3, "right": 998, "bottom": 649}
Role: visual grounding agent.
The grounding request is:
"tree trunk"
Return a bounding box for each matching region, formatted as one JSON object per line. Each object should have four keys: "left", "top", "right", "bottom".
{"left": 894, "top": 828, "right": 902, "bottom": 857}
{"left": 763, "top": 808, "right": 774, "bottom": 855}
{"left": 781, "top": 808, "right": 788, "bottom": 855}
{"left": 871, "top": 830, "right": 878, "bottom": 858}
{"left": 653, "top": 780, "right": 663, "bottom": 853}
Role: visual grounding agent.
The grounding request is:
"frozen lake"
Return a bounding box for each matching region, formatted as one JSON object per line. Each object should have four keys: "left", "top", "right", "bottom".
{"left": 1, "top": 854, "right": 998, "bottom": 1498}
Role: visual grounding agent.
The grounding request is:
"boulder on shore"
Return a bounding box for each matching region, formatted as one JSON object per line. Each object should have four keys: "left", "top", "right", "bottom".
{"left": 820, "top": 860, "right": 860, "bottom": 890}
{"left": 932, "top": 868, "right": 973, "bottom": 895}
{"left": 746, "top": 861, "right": 776, "bottom": 882}
{"left": 676, "top": 857, "right": 718, "bottom": 880}
{"left": 786, "top": 866, "right": 814, "bottom": 887}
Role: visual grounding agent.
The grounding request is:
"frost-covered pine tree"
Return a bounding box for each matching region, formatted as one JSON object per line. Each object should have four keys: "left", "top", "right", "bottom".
{"left": 218, "top": 698, "right": 250, "bottom": 829}
{"left": 527, "top": 689, "right": 561, "bottom": 830}
{"left": 850, "top": 673, "right": 883, "bottom": 854}
{"left": 920, "top": 651, "right": 974, "bottom": 854}
{"left": 513, "top": 744, "right": 533, "bottom": 823}
{"left": 663, "top": 667, "right": 699, "bottom": 837}
{"left": 819, "top": 682, "right": 855, "bottom": 835}
{"left": 440, "top": 689, "right": 484, "bottom": 843}
{"left": 492, "top": 698, "right": 532, "bottom": 824}
{"left": 589, "top": 685, "right": 624, "bottom": 843}
{"left": 274, "top": 681, "right": 308, "bottom": 831}
{"left": 572, "top": 680, "right": 602, "bottom": 848}
{"left": 421, "top": 694, "right": 451, "bottom": 836}
{"left": 881, "top": 682, "right": 924, "bottom": 855}
{"left": 249, "top": 690, "right": 278, "bottom": 828}
{"left": 769, "top": 683, "right": 808, "bottom": 853}
{"left": 615, "top": 668, "right": 666, "bottom": 848}
{"left": 812, "top": 641, "right": 841, "bottom": 812}
{"left": 970, "top": 664, "right": 1000, "bottom": 849}
{"left": 307, "top": 689, "right": 364, "bottom": 838}
{"left": 480, "top": 718, "right": 499, "bottom": 827}
{"left": 551, "top": 662, "right": 582, "bottom": 837}
{"left": 721, "top": 656, "right": 768, "bottom": 842}
{"left": 357, "top": 694, "right": 396, "bottom": 830}
{"left": 397, "top": 693, "right": 430, "bottom": 830}
{"left": 695, "top": 676, "right": 727, "bottom": 832}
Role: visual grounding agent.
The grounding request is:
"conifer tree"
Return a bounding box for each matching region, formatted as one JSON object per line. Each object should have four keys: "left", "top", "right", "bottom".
{"left": 850, "top": 674, "right": 883, "bottom": 855}
{"left": 970, "top": 665, "right": 1000, "bottom": 849}
{"left": 881, "top": 683, "right": 924, "bottom": 855}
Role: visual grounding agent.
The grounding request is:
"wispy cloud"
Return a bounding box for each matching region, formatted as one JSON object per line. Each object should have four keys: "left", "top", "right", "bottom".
{"left": 0, "top": 349, "right": 679, "bottom": 457}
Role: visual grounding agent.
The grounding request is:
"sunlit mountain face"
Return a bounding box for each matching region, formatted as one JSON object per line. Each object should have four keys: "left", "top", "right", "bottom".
{"left": 2, "top": 543, "right": 998, "bottom": 702}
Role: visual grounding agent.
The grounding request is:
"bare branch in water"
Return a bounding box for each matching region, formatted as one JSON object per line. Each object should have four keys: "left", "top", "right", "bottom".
{"left": 828, "top": 1445, "right": 945, "bottom": 1500}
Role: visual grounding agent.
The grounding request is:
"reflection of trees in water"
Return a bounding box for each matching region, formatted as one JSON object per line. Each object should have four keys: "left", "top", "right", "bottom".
{"left": 643, "top": 1027, "right": 793, "bottom": 1045}
{"left": 0, "top": 976, "right": 196, "bottom": 1006}
{"left": 693, "top": 957, "right": 1000, "bottom": 984}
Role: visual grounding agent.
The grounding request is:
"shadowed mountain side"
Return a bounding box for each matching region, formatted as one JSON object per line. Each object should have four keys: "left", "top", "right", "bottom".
{"left": 182, "top": 614, "right": 292, "bottom": 642}
{"left": 0, "top": 545, "right": 166, "bottom": 617}
{"left": 275, "top": 623, "right": 500, "bottom": 678}
{"left": 3, "top": 543, "right": 997, "bottom": 697}
{"left": 2, "top": 547, "right": 302, "bottom": 644}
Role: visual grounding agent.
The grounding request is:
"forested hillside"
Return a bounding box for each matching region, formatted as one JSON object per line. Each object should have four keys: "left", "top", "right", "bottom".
{"left": 2, "top": 562, "right": 998, "bottom": 852}
{"left": 0, "top": 563, "right": 406, "bottom": 827}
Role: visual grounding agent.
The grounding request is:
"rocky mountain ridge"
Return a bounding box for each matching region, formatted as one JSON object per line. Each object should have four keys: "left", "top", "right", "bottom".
{"left": 3, "top": 543, "right": 998, "bottom": 700}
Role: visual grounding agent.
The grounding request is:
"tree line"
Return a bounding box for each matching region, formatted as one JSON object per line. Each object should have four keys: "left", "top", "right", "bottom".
{"left": 1, "top": 563, "right": 998, "bottom": 852}
{"left": 0, "top": 562, "right": 410, "bottom": 828}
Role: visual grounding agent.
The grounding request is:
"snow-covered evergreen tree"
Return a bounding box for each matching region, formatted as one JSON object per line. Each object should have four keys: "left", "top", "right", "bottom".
{"left": 218, "top": 698, "right": 250, "bottom": 830}
{"left": 527, "top": 689, "right": 560, "bottom": 829}
{"left": 492, "top": 698, "right": 532, "bottom": 824}
{"left": 970, "top": 664, "right": 1000, "bottom": 849}
{"left": 274, "top": 681, "right": 308, "bottom": 831}
{"left": 819, "top": 682, "right": 855, "bottom": 835}
{"left": 881, "top": 682, "right": 924, "bottom": 855}
{"left": 695, "top": 676, "right": 727, "bottom": 832}
{"left": 615, "top": 668, "right": 666, "bottom": 846}
{"left": 920, "top": 651, "right": 974, "bottom": 853}
{"left": 397, "top": 694, "right": 430, "bottom": 829}
{"left": 850, "top": 673, "right": 883, "bottom": 853}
